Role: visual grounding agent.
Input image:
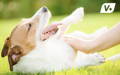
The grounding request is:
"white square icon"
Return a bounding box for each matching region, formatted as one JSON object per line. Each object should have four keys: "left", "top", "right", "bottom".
{"left": 100, "top": 3, "right": 116, "bottom": 13}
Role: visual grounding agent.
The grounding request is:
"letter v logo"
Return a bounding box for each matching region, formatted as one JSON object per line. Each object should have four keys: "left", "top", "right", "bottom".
{"left": 100, "top": 3, "right": 116, "bottom": 13}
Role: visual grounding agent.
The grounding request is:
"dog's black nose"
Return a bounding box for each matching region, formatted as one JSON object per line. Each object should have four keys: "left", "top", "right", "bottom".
{"left": 42, "top": 7, "right": 48, "bottom": 12}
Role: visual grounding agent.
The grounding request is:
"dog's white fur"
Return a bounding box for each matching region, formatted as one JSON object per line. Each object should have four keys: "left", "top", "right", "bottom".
{"left": 107, "top": 54, "right": 120, "bottom": 61}
{"left": 13, "top": 7, "right": 104, "bottom": 73}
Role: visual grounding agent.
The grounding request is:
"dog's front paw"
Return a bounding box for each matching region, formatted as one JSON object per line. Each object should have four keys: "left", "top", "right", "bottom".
{"left": 87, "top": 53, "right": 105, "bottom": 66}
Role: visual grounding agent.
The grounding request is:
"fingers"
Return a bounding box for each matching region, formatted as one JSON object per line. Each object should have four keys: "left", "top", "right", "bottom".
{"left": 63, "top": 36, "right": 80, "bottom": 49}
{"left": 63, "top": 36, "right": 92, "bottom": 53}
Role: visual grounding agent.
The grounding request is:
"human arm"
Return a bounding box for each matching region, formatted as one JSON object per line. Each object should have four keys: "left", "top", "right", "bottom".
{"left": 64, "top": 23, "right": 120, "bottom": 53}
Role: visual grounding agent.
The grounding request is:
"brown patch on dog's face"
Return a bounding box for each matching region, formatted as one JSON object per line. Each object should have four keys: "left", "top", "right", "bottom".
{"left": 1, "top": 18, "right": 40, "bottom": 71}
{"left": 9, "top": 17, "right": 43, "bottom": 55}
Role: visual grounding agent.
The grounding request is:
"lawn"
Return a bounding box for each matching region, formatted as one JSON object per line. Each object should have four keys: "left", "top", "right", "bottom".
{"left": 0, "top": 13, "right": 120, "bottom": 75}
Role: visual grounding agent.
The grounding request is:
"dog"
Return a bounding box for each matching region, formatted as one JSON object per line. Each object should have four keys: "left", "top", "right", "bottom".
{"left": 1, "top": 7, "right": 105, "bottom": 73}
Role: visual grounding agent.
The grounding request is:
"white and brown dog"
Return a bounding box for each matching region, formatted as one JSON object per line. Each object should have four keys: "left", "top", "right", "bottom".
{"left": 1, "top": 7, "right": 105, "bottom": 73}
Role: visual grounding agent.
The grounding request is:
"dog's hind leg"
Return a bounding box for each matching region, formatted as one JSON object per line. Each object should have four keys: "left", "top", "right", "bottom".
{"left": 74, "top": 52, "right": 105, "bottom": 68}
{"left": 106, "top": 54, "right": 120, "bottom": 61}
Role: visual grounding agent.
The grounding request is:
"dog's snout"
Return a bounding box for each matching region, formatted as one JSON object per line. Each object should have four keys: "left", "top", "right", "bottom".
{"left": 42, "top": 7, "right": 48, "bottom": 12}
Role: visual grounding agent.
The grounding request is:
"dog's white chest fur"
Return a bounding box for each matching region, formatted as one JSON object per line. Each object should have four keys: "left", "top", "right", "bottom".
{"left": 13, "top": 38, "right": 76, "bottom": 73}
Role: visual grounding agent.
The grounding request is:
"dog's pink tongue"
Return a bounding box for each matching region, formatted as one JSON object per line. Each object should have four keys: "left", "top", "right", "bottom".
{"left": 43, "top": 22, "right": 62, "bottom": 34}
{"left": 41, "top": 22, "right": 62, "bottom": 40}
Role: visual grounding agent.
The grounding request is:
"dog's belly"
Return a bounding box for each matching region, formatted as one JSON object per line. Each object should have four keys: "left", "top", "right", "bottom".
{"left": 13, "top": 39, "right": 75, "bottom": 73}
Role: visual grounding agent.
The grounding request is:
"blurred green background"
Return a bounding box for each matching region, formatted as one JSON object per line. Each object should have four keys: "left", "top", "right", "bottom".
{"left": 0, "top": 0, "right": 120, "bottom": 19}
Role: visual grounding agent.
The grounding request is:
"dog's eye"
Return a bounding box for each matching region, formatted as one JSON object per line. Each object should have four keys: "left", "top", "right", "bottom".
{"left": 27, "top": 23, "right": 32, "bottom": 32}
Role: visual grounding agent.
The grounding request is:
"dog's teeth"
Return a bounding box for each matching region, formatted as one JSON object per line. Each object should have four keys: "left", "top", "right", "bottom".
{"left": 51, "top": 31, "right": 55, "bottom": 34}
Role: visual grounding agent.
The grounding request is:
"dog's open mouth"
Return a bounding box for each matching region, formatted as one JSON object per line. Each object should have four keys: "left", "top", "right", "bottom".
{"left": 41, "top": 23, "right": 61, "bottom": 41}
{"left": 32, "top": 6, "right": 54, "bottom": 41}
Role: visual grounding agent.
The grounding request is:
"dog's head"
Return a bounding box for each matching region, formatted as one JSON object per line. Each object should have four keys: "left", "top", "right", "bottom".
{"left": 1, "top": 7, "right": 51, "bottom": 71}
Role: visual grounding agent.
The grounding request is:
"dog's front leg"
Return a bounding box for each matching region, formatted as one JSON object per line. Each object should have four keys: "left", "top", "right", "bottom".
{"left": 54, "top": 8, "right": 84, "bottom": 39}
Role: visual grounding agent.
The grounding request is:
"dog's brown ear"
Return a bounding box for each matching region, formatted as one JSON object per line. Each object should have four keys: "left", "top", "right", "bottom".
{"left": 8, "top": 54, "right": 14, "bottom": 71}
{"left": 8, "top": 45, "right": 23, "bottom": 71}
{"left": 1, "top": 37, "right": 10, "bottom": 57}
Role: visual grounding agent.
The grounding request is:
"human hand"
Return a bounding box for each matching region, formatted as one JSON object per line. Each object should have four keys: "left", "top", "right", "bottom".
{"left": 63, "top": 35, "right": 94, "bottom": 53}
{"left": 63, "top": 36, "right": 81, "bottom": 50}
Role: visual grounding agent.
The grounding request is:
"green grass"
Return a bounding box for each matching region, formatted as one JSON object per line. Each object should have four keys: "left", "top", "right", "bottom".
{"left": 0, "top": 13, "right": 120, "bottom": 75}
